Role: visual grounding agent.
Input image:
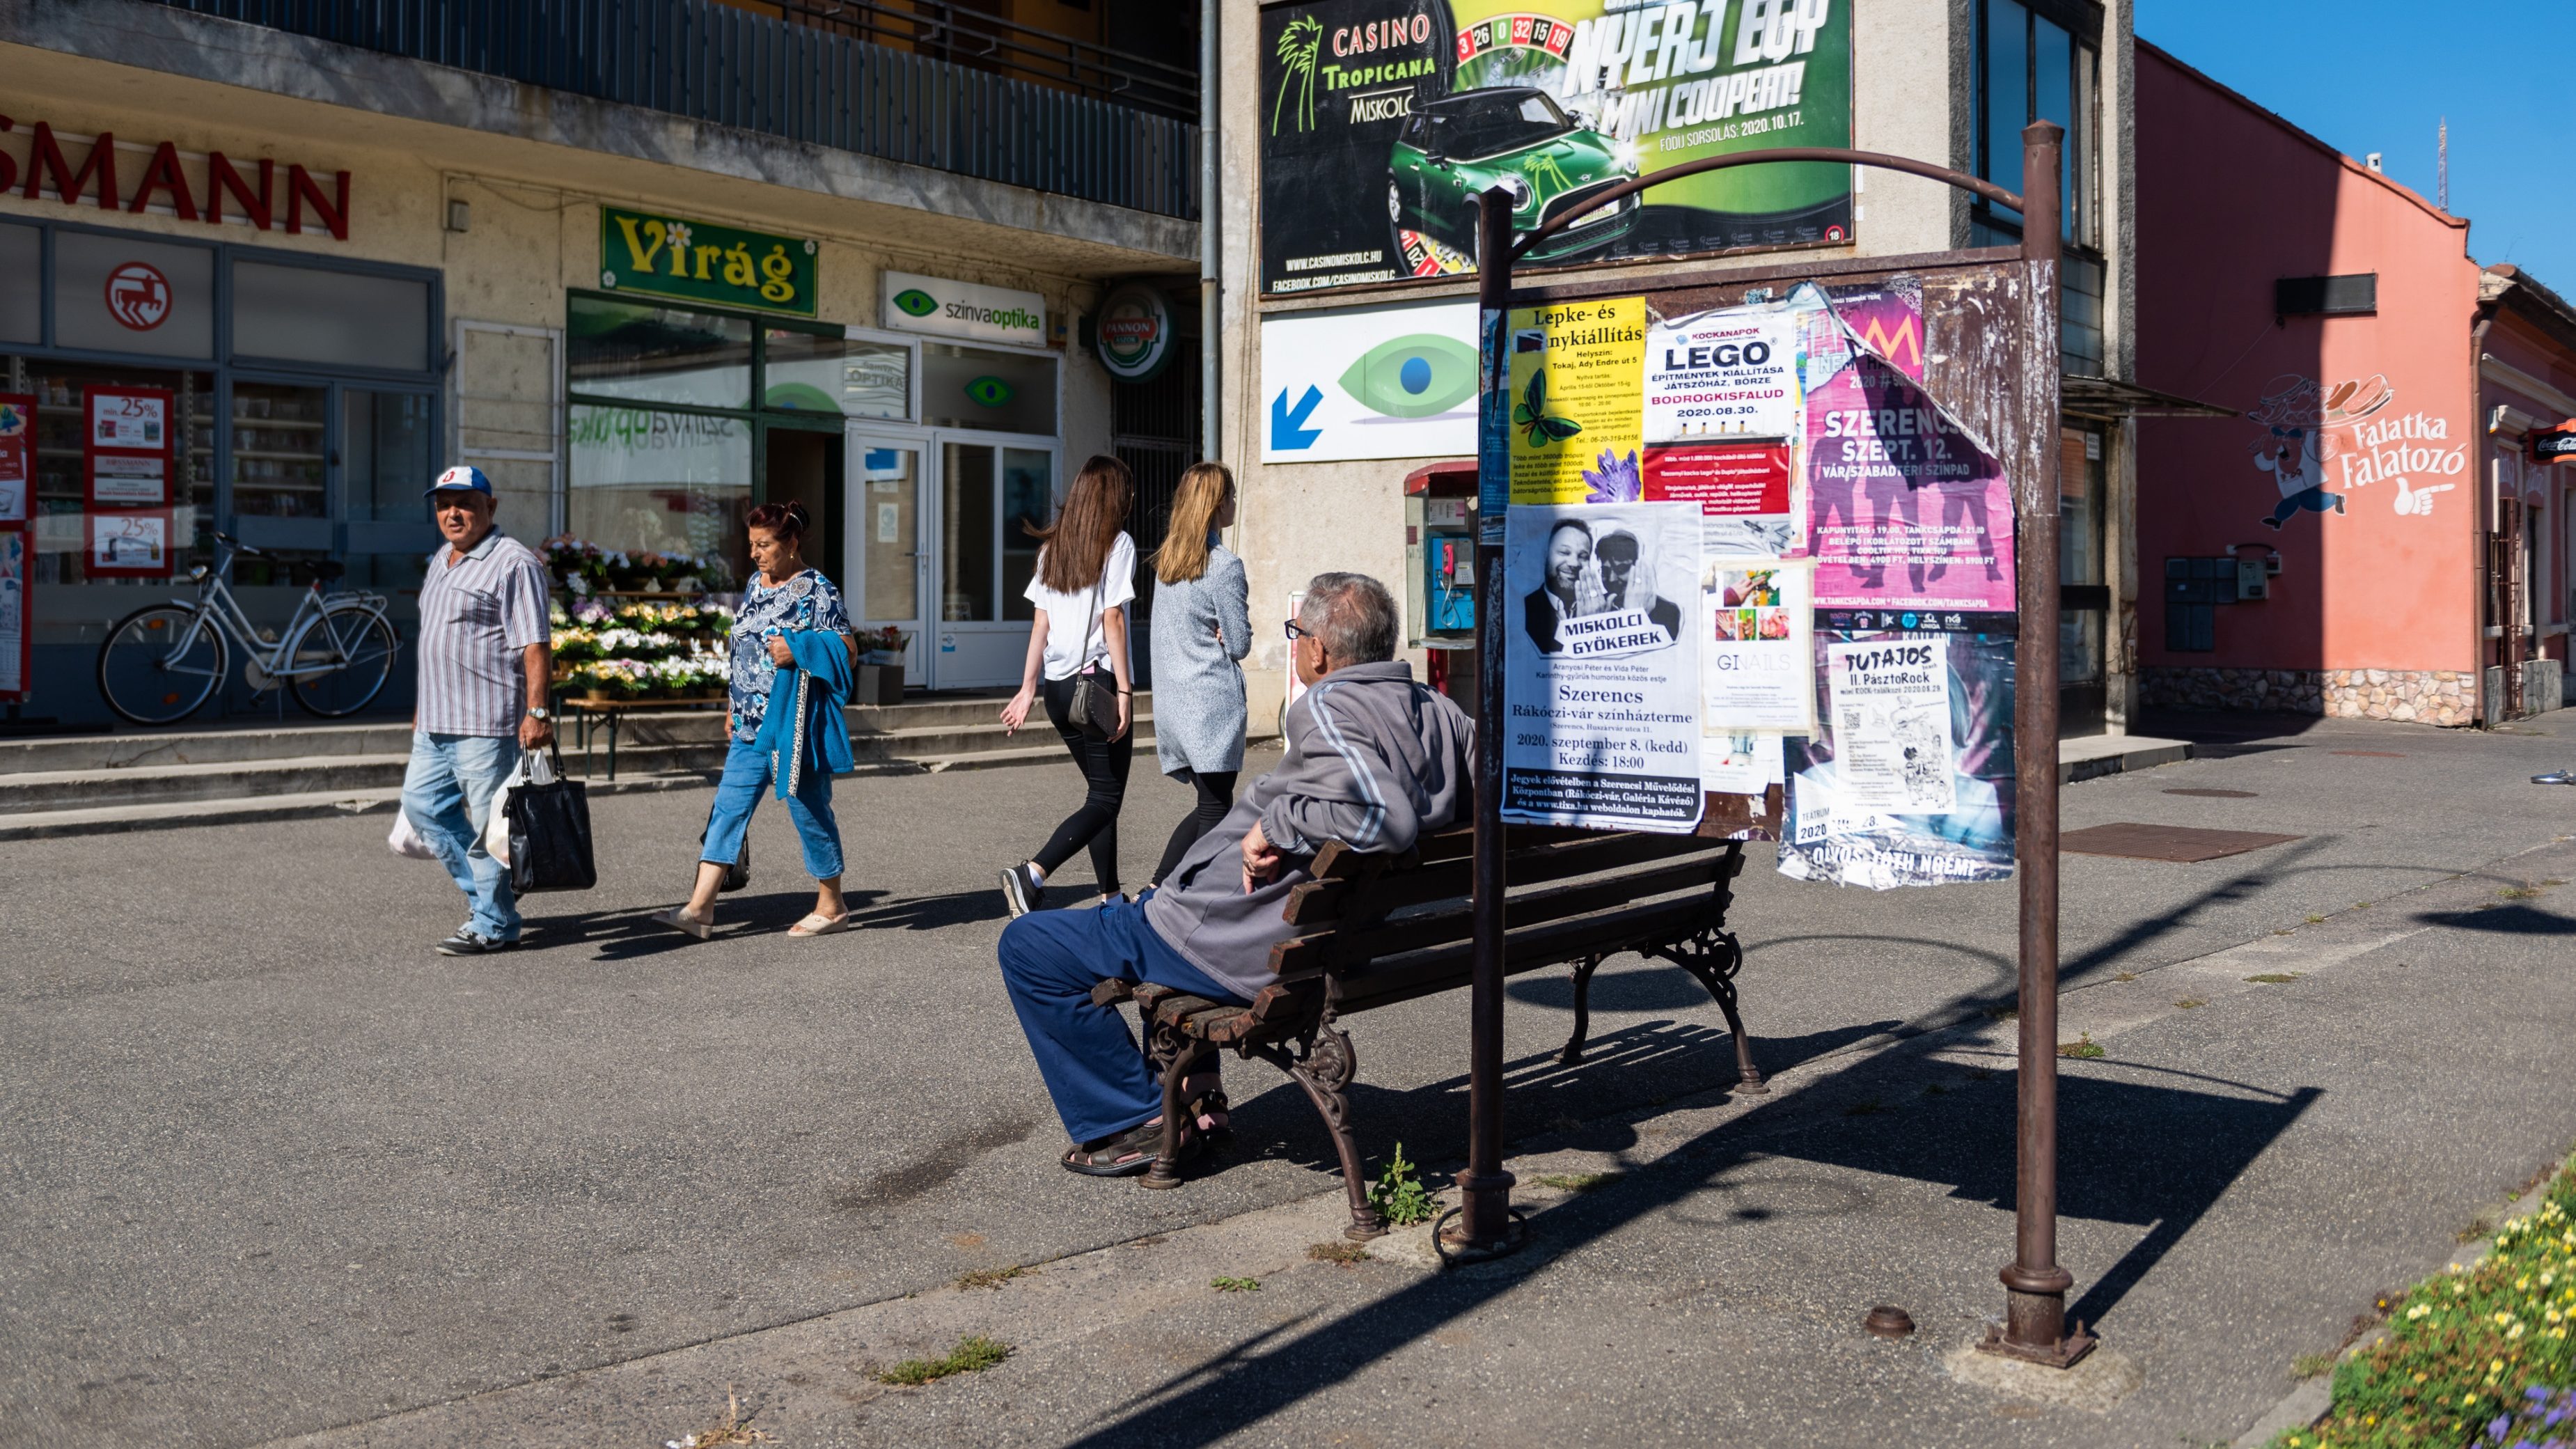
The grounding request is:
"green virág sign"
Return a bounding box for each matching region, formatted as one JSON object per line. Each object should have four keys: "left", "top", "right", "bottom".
{"left": 600, "top": 207, "right": 819, "bottom": 316}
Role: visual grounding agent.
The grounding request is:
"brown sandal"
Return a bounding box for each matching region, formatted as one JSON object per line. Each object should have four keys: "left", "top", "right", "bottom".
{"left": 1062, "top": 1122, "right": 1163, "bottom": 1177}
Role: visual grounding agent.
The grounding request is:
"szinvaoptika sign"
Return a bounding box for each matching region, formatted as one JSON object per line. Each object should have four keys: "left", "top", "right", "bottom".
{"left": 600, "top": 207, "right": 818, "bottom": 316}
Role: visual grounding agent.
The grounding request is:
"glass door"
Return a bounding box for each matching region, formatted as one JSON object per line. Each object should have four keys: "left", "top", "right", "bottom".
{"left": 929, "top": 436, "right": 1055, "bottom": 689}
{"left": 849, "top": 432, "right": 929, "bottom": 677}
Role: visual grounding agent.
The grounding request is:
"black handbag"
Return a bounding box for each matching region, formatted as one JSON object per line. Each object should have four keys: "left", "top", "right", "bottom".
{"left": 506, "top": 741, "right": 598, "bottom": 893}
{"left": 1069, "top": 662, "right": 1122, "bottom": 741}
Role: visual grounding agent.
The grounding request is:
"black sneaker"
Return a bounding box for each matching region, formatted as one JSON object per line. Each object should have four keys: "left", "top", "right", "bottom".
{"left": 435, "top": 927, "right": 519, "bottom": 956}
{"left": 999, "top": 863, "right": 1046, "bottom": 919}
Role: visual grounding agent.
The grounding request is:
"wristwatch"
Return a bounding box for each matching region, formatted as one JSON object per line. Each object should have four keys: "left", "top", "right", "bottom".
{"left": 526, "top": 707, "right": 551, "bottom": 721}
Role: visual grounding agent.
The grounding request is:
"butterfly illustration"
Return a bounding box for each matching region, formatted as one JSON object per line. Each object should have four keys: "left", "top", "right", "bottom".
{"left": 1514, "top": 369, "right": 1583, "bottom": 448}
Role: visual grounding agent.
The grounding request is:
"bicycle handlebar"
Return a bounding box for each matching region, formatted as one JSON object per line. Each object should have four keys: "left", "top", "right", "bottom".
{"left": 212, "top": 531, "right": 271, "bottom": 559}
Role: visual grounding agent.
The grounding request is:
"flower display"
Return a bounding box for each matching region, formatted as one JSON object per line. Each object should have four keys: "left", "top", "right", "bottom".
{"left": 2275, "top": 1167, "right": 2576, "bottom": 1448}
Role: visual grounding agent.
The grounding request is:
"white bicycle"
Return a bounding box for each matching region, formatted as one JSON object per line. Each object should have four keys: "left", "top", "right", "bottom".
{"left": 96, "top": 532, "right": 401, "bottom": 725}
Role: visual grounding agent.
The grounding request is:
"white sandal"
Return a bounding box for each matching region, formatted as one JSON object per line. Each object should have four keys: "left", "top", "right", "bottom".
{"left": 650, "top": 906, "right": 712, "bottom": 940}
{"left": 787, "top": 911, "right": 855, "bottom": 937}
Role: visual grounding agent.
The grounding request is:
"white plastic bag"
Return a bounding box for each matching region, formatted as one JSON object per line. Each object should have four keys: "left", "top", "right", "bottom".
{"left": 480, "top": 750, "right": 554, "bottom": 866}
{"left": 387, "top": 809, "right": 439, "bottom": 861}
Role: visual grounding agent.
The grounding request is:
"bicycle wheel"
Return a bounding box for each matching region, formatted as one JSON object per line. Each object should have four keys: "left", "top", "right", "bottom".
{"left": 97, "top": 604, "right": 228, "bottom": 726}
{"left": 287, "top": 602, "right": 400, "bottom": 719}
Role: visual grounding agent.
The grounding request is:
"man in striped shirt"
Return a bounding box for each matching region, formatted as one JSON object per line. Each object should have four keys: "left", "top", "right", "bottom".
{"left": 400, "top": 465, "right": 554, "bottom": 956}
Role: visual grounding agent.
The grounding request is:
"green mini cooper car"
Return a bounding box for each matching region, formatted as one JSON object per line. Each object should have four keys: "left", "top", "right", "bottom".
{"left": 1388, "top": 87, "right": 1640, "bottom": 265}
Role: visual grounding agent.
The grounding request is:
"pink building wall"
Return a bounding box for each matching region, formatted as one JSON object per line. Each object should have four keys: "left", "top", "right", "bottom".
{"left": 2133, "top": 44, "right": 2485, "bottom": 722}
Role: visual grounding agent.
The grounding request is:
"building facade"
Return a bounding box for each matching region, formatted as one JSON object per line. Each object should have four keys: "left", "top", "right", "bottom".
{"left": 1215, "top": 0, "right": 2149, "bottom": 737}
{"left": 2131, "top": 42, "right": 2571, "bottom": 726}
{"left": 0, "top": 0, "right": 1201, "bottom": 723}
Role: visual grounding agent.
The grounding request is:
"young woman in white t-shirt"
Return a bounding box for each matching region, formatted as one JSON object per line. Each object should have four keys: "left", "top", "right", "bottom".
{"left": 998, "top": 454, "right": 1138, "bottom": 915}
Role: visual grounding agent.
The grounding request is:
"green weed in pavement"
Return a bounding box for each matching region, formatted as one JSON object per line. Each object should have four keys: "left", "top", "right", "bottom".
{"left": 1367, "top": 1143, "right": 1440, "bottom": 1227}
{"left": 1211, "top": 1276, "right": 1260, "bottom": 1292}
{"left": 877, "top": 1336, "right": 1011, "bottom": 1386}
{"left": 2271, "top": 1157, "right": 2576, "bottom": 1448}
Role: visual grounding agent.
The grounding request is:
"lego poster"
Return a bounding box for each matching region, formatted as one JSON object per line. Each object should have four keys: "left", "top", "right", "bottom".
{"left": 1259, "top": 0, "right": 1853, "bottom": 295}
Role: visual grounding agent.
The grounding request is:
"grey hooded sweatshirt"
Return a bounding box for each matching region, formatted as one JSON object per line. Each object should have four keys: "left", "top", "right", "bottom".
{"left": 1142, "top": 659, "right": 1475, "bottom": 1002}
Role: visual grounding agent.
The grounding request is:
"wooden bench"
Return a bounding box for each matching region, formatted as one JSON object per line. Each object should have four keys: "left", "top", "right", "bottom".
{"left": 1096, "top": 826, "right": 1760, "bottom": 1239}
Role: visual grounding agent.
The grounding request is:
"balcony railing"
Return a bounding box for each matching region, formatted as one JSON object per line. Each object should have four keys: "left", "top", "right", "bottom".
{"left": 153, "top": 0, "right": 1200, "bottom": 219}
{"left": 776, "top": 1, "right": 1197, "bottom": 122}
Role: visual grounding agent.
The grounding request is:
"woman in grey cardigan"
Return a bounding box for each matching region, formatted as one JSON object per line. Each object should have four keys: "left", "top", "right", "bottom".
{"left": 1148, "top": 462, "right": 1251, "bottom": 887}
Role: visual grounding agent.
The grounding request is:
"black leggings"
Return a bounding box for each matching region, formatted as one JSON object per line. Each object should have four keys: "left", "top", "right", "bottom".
{"left": 1152, "top": 769, "right": 1239, "bottom": 887}
{"left": 1033, "top": 671, "right": 1133, "bottom": 894}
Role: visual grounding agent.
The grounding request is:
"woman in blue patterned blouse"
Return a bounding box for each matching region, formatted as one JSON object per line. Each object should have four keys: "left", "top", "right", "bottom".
{"left": 652, "top": 501, "right": 856, "bottom": 939}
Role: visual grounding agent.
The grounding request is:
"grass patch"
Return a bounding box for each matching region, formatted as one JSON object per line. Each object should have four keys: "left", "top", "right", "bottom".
{"left": 876, "top": 1336, "right": 1012, "bottom": 1387}
{"left": 1307, "top": 1240, "right": 1369, "bottom": 1265}
{"left": 665, "top": 1387, "right": 771, "bottom": 1446}
{"left": 2304, "top": 914, "right": 2329, "bottom": 925}
{"left": 954, "top": 1265, "right": 1027, "bottom": 1292}
{"left": 2270, "top": 1156, "right": 2576, "bottom": 1448}
{"left": 1534, "top": 1170, "right": 1624, "bottom": 1193}
{"left": 1367, "top": 1143, "right": 1441, "bottom": 1228}
{"left": 2499, "top": 884, "right": 2540, "bottom": 900}
{"left": 2291, "top": 1351, "right": 2339, "bottom": 1380}
{"left": 2057, "top": 1033, "right": 2105, "bottom": 1060}
{"left": 1211, "top": 1276, "right": 1260, "bottom": 1292}
{"left": 2176, "top": 998, "right": 2207, "bottom": 1010}
{"left": 2246, "top": 972, "right": 2303, "bottom": 985}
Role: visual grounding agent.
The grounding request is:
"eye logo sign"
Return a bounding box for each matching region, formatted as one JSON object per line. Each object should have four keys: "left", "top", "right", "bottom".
{"left": 104, "top": 262, "right": 172, "bottom": 331}
{"left": 963, "top": 376, "right": 1014, "bottom": 409}
{"left": 893, "top": 288, "right": 939, "bottom": 318}
{"left": 1337, "top": 333, "right": 1477, "bottom": 418}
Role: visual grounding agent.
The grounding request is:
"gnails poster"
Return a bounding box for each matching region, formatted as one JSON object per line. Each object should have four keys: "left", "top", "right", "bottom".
{"left": 1260, "top": 0, "right": 1853, "bottom": 295}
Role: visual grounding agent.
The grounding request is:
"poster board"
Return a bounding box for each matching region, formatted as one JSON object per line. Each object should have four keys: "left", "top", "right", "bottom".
{"left": 1491, "top": 254, "right": 2044, "bottom": 880}
{"left": 0, "top": 394, "right": 30, "bottom": 526}
{"left": 0, "top": 528, "right": 27, "bottom": 703}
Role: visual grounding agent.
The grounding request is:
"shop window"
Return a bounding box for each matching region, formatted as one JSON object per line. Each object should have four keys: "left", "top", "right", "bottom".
{"left": 54, "top": 235, "right": 215, "bottom": 360}
{"left": 230, "top": 381, "right": 331, "bottom": 567}
{"left": 2060, "top": 428, "right": 2105, "bottom": 690}
{"left": 0, "top": 224, "right": 38, "bottom": 345}
{"left": 233, "top": 261, "right": 431, "bottom": 372}
{"left": 567, "top": 402, "right": 751, "bottom": 565}
{"left": 764, "top": 328, "right": 910, "bottom": 419}
{"left": 343, "top": 389, "right": 435, "bottom": 602}
{"left": 1001, "top": 448, "right": 1052, "bottom": 622}
{"left": 23, "top": 363, "right": 215, "bottom": 585}
{"left": 567, "top": 296, "right": 751, "bottom": 410}
{"left": 923, "top": 343, "right": 1058, "bottom": 434}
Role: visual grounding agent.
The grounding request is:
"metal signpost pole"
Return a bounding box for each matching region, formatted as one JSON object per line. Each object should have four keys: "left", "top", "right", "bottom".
{"left": 1989, "top": 118, "right": 2091, "bottom": 1368}
{"left": 1450, "top": 186, "right": 1518, "bottom": 1257}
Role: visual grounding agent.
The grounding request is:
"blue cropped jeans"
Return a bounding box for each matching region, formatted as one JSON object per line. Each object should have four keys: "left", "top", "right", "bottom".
{"left": 701, "top": 737, "right": 843, "bottom": 880}
{"left": 401, "top": 731, "right": 522, "bottom": 942}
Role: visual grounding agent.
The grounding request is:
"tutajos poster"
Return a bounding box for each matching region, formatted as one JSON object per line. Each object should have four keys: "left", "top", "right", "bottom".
{"left": 1504, "top": 501, "right": 1704, "bottom": 831}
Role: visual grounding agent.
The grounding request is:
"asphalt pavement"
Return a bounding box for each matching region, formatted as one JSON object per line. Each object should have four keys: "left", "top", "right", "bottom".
{"left": 5, "top": 707, "right": 2573, "bottom": 1447}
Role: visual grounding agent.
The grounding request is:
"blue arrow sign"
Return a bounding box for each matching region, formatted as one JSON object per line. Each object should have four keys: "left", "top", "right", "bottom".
{"left": 1271, "top": 385, "right": 1323, "bottom": 451}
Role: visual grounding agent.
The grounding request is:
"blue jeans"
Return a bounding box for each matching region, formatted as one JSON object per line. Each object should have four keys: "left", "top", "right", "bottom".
{"left": 997, "top": 894, "right": 1243, "bottom": 1143}
{"left": 401, "top": 731, "right": 522, "bottom": 941}
{"left": 701, "top": 737, "right": 842, "bottom": 880}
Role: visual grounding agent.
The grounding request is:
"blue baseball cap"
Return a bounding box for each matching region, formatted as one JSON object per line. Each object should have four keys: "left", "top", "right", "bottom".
{"left": 426, "top": 464, "right": 492, "bottom": 498}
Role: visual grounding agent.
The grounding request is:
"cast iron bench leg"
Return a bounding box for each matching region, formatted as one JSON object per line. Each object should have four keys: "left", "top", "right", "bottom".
{"left": 1142, "top": 1038, "right": 1216, "bottom": 1191}
{"left": 1559, "top": 953, "right": 1607, "bottom": 1065}
{"left": 1656, "top": 930, "right": 1768, "bottom": 1095}
{"left": 1254, "top": 1014, "right": 1385, "bottom": 1240}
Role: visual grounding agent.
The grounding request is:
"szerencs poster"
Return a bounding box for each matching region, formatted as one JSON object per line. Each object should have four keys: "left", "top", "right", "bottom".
{"left": 1260, "top": 0, "right": 1853, "bottom": 295}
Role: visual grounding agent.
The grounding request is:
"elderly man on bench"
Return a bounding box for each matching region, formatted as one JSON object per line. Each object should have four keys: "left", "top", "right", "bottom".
{"left": 996, "top": 571, "right": 1477, "bottom": 1177}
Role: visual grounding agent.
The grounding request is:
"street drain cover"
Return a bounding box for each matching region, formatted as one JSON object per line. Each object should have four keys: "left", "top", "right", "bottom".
{"left": 2060, "top": 823, "right": 2302, "bottom": 862}
{"left": 2163, "top": 788, "right": 2259, "bottom": 799}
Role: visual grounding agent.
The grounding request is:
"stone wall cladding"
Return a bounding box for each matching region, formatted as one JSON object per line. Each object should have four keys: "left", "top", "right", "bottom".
{"left": 2141, "top": 666, "right": 2475, "bottom": 726}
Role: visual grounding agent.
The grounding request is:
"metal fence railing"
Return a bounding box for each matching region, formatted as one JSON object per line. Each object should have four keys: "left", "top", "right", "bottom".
{"left": 153, "top": 0, "right": 1200, "bottom": 219}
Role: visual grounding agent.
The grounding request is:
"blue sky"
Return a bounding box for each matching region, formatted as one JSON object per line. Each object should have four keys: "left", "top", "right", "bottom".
{"left": 2134, "top": 0, "right": 2576, "bottom": 290}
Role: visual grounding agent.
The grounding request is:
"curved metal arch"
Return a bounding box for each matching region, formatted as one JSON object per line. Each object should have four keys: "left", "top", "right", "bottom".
{"left": 1506, "top": 146, "right": 2023, "bottom": 264}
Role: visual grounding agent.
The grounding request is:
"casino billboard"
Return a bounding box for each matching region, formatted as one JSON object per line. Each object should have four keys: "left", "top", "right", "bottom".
{"left": 1259, "top": 0, "right": 1853, "bottom": 296}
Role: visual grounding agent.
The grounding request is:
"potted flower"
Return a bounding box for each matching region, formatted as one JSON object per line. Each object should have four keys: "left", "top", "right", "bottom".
{"left": 852, "top": 625, "right": 909, "bottom": 705}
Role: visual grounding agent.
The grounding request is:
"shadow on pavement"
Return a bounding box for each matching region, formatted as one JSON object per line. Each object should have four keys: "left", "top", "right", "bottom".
{"left": 2409, "top": 902, "right": 2576, "bottom": 934}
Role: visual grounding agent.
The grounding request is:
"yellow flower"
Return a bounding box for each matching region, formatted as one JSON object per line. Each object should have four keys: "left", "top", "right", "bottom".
{"left": 2408, "top": 1304, "right": 2431, "bottom": 1320}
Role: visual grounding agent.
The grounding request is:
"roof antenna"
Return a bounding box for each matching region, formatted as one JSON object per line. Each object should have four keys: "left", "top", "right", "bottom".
{"left": 2437, "top": 117, "right": 2449, "bottom": 211}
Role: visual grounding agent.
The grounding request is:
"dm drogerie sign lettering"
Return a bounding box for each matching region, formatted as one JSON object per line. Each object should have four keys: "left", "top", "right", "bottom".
{"left": 600, "top": 207, "right": 819, "bottom": 317}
